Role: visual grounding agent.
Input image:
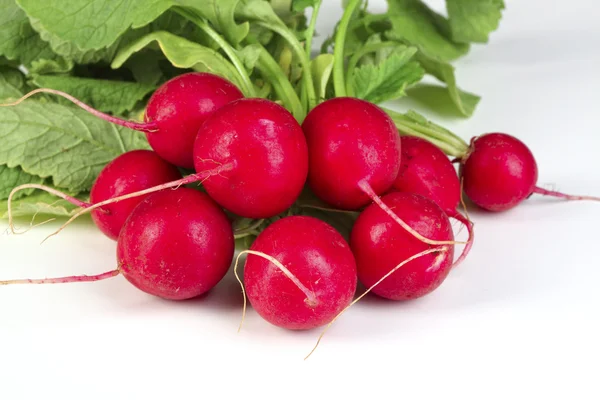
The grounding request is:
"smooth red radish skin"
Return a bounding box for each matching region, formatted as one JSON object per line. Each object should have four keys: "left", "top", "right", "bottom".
{"left": 390, "top": 136, "right": 473, "bottom": 266}
{"left": 117, "top": 188, "right": 234, "bottom": 300}
{"left": 90, "top": 150, "right": 182, "bottom": 240}
{"left": 461, "top": 133, "right": 538, "bottom": 212}
{"left": 350, "top": 192, "right": 455, "bottom": 300}
{"left": 144, "top": 72, "right": 243, "bottom": 168}
{"left": 392, "top": 136, "right": 461, "bottom": 215}
{"left": 194, "top": 98, "right": 308, "bottom": 219}
{"left": 244, "top": 216, "right": 357, "bottom": 330}
{"left": 302, "top": 97, "right": 401, "bottom": 210}
{"left": 462, "top": 133, "right": 599, "bottom": 212}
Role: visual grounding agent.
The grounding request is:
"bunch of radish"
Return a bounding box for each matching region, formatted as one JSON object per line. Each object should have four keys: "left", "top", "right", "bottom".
{"left": 2, "top": 71, "right": 598, "bottom": 357}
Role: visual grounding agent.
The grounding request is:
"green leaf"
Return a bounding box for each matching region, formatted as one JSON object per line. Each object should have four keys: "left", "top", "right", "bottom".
{"left": 111, "top": 31, "right": 243, "bottom": 90}
{"left": 28, "top": 58, "right": 74, "bottom": 75}
{"left": 446, "top": 0, "right": 504, "bottom": 44}
{"left": 0, "top": 100, "right": 150, "bottom": 193}
{"left": 16, "top": 0, "right": 173, "bottom": 51}
{"left": 0, "top": 165, "right": 44, "bottom": 200}
{"left": 0, "top": 0, "right": 56, "bottom": 65}
{"left": 350, "top": 45, "right": 424, "bottom": 104}
{"left": 0, "top": 190, "right": 87, "bottom": 219}
{"left": 0, "top": 66, "right": 26, "bottom": 100}
{"left": 30, "top": 75, "right": 156, "bottom": 115}
{"left": 415, "top": 52, "right": 480, "bottom": 117}
{"left": 123, "top": 51, "right": 164, "bottom": 86}
{"left": 311, "top": 53, "right": 334, "bottom": 101}
{"left": 385, "top": 0, "right": 470, "bottom": 62}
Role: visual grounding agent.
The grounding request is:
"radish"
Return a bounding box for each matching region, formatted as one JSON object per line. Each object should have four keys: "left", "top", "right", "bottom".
{"left": 7, "top": 150, "right": 182, "bottom": 240}
{"left": 350, "top": 192, "right": 455, "bottom": 301}
{"left": 90, "top": 150, "right": 182, "bottom": 240}
{"left": 461, "top": 133, "right": 599, "bottom": 212}
{"left": 18, "top": 98, "right": 309, "bottom": 237}
{"left": 391, "top": 136, "right": 474, "bottom": 266}
{"left": 302, "top": 97, "right": 456, "bottom": 247}
{"left": 1, "top": 188, "right": 235, "bottom": 301}
{"left": 193, "top": 98, "right": 308, "bottom": 219}
{"left": 2, "top": 72, "right": 244, "bottom": 168}
{"left": 237, "top": 216, "right": 357, "bottom": 330}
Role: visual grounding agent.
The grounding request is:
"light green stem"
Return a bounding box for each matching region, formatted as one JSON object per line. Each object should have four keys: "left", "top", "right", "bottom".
{"left": 257, "top": 22, "right": 317, "bottom": 111}
{"left": 250, "top": 39, "right": 305, "bottom": 121}
{"left": 333, "top": 0, "right": 362, "bottom": 97}
{"left": 304, "top": 0, "right": 322, "bottom": 59}
{"left": 175, "top": 7, "right": 256, "bottom": 97}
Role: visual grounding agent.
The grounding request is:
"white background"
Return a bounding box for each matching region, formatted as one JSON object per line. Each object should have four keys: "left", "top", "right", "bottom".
{"left": 2, "top": 1, "right": 600, "bottom": 399}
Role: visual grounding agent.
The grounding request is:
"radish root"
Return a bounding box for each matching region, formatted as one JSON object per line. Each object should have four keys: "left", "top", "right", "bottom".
{"left": 0, "top": 88, "right": 158, "bottom": 133}
{"left": 533, "top": 186, "right": 600, "bottom": 202}
{"left": 359, "top": 180, "right": 466, "bottom": 246}
{"left": 233, "top": 249, "right": 319, "bottom": 333}
{"left": 39, "top": 163, "right": 235, "bottom": 243}
{"left": 7, "top": 184, "right": 91, "bottom": 235}
{"left": 449, "top": 177, "right": 475, "bottom": 268}
{"left": 305, "top": 247, "right": 447, "bottom": 360}
{"left": 0, "top": 269, "right": 119, "bottom": 285}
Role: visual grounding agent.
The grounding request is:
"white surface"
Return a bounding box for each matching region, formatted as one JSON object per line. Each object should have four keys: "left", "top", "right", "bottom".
{"left": 2, "top": 1, "right": 600, "bottom": 399}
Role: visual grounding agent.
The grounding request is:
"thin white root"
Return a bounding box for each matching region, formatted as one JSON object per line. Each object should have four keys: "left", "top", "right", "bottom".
{"left": 359, "top": 180, "right": 466, "bottom": 246}
{"left": 304, "top": 247, "right": 447, "bottom": 360}
{"left": 7, "top": 183, "right": 90, "bottom": 235}
{"left": 233, "top": 249, "right": 319, "bottom": 333}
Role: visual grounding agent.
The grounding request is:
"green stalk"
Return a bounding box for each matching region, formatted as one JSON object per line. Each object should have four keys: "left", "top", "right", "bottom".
{"left": 247, "top": 38, "right": 305, "bottom": 121}
{"left": 304, "top": 0, "right": 322, "bottom": 60}
{"left": 332, "top": 0, "right": 362, "bottom": 97}
{"left": 174, "top": 7, "right": 256, "bottom": 97}
{"left": 384, "top": 107, "right": 469, "bottom": 157}
{"left": 257, "top": 22, "right": 317, "bottom": 111}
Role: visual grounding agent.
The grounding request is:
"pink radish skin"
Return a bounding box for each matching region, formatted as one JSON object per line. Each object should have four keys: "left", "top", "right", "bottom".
{"left": 117, "top": 188, "right": 234, "bottom": 300}
{"left": 461, "top": 133, "right": 538, "bottom": 212}
{"left": 391, "top": 136, "right": 473, "bottom": 266}
{"left": 302, "top": 97, "right": 401, "bottom": 210}
{"left": 461, "top": 133, "right": 599, "bottom": 211}
{"left": 392, "top": 136, "right": 461, "bottom": 215}
{"left": 194, "top": 98, "right": 308, "bottom": 219}
{"left": 90, "top": 150, "right": 182, "bottom": 240}
{"left": 144, "top": 73, "right": 243, "bottom": 168}
{"left": 244, "top": 216, "right": 357, "bottom": 330}
{"left": 350, "top": 192, "right": 455, "bottom": 300}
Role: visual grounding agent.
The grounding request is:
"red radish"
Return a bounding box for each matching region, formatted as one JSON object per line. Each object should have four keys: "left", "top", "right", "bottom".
{"left": 1, "top": 72, "right": 244, "bottom": 168}
{"left": 6, "top": 150, "right": 182, "bottom": 240}
{"left": 350, "top": 192, "right": 455, "bottom": 300}
{"left": 302, "top": 97, "right": 401, "bottom": 210}
{"left": 391, "top": 136, "right": 474, "bottom": 266}
{"left": 18, "top": 98, "right": 309, "bottom": 237}
{"left": 192, "top": 98, "right": 308, "bottom": 219}
{"left": 117, "top": 188, "right": 234, "bottom": 300}
{"left": 302, "top": 97, "right": 456, "bottom": 247}
{"left": 461, "top": 133, "right": 599, "bottom": 212}
{"left": 1, "top": 188, "right": 235, "bottom": 301}
{"left": 90, "top": 150, "right": 182, "bottom": 240}
{"left": 240, "top": 216, "right": 357, "bottom": 330}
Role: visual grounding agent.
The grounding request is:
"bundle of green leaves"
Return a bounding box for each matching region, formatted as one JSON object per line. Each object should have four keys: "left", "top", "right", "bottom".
{"left": 0, "top": 0, "right": 503, "bottom": 220}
